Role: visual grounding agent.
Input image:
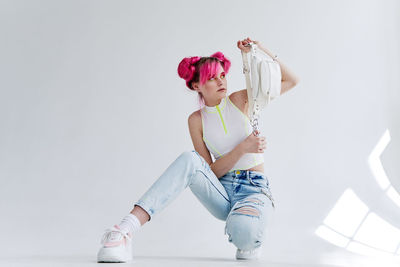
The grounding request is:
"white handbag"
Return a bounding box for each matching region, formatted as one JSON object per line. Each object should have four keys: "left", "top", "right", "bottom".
{"left": 241, "top": 43, "right": 282, "bottom": 135}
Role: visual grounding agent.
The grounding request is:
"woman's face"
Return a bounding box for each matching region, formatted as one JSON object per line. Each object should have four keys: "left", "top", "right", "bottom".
{"left": 192, "top": 63, "right": 227, "bottom": 106}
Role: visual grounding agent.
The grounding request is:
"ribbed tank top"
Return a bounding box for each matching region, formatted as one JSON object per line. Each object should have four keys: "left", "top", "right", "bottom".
{"left": 200, "top": 95, "right": 264, "bottom": 172}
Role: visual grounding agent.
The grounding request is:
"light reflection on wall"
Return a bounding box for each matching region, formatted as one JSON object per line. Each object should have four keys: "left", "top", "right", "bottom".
{"left": 368, "top": 129, "right": 400, "bottom": 207}
{"left": 315, "top": 129, "right": 400, "bottom": 261}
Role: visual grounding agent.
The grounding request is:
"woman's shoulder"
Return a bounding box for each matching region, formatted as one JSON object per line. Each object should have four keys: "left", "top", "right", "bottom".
{"left": 188, "top": 109, "right": 202, "bottom": 131}
{"left": 189, "top": 109, "right": 202, "bottom": 119}
{"left": 229, "top": 89, "right": 248, "bottom": 115}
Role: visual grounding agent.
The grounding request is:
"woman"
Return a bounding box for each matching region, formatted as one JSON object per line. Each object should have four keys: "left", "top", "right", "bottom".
{"left": 97, "top": 37, "right": 300, "bottom": 262}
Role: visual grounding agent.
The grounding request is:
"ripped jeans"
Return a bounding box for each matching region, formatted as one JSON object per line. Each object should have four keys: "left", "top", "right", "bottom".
{"left": 133, "top": 150, "right": 276, "bottom": 251}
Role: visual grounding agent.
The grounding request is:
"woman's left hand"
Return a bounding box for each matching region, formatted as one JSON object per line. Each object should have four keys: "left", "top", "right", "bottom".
{"left": 237, "top": 37, "right": 261, "bottom": 53}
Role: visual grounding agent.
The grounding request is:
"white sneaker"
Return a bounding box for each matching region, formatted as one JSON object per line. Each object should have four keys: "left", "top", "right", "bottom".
{"left": 235, "top": 246, "right": 261, "bottom": 260}
{"left": 97, "top": 224, "right": 133, "bottom": 263}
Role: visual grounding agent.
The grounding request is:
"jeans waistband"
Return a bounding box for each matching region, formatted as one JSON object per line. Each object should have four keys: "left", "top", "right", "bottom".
{"left": 226, "top": 169, "right": 266, "bottom": 178}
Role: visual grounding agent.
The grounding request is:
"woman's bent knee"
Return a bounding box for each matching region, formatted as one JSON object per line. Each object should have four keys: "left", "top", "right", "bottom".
{"left": 178, "top": 150, "right": 198, "bottom": 163}
{"left": 225, "top": 216, "right": 265, "bottom": 250}
{"left": 179, "top": 150, "right": 210, "bottom": 171}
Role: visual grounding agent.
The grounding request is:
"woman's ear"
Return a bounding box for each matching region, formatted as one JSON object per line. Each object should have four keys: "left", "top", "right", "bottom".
{"left": 192, "top": 82, "right": 199, "bottom": 91}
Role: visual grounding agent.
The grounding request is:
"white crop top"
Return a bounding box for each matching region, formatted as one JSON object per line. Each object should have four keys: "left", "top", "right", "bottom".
{"left": 200, "top": 95, "right": 264, "bottom": 172}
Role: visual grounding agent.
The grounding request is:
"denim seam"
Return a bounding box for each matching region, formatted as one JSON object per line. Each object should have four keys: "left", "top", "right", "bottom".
{"left": 192, "top": 151, "right": 230, "bottom": 203}
{"left": 196, "top": 169, "right": 230, "bottom": 203}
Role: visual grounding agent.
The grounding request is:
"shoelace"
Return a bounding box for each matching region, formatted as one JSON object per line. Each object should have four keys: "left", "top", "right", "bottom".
{"left": 100, "top": 226, "right": 131, "bottom": 245}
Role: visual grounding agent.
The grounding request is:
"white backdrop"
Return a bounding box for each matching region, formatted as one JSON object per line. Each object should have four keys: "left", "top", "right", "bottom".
{"left": 1, "top": 0, "right": 399, "bottom": 266}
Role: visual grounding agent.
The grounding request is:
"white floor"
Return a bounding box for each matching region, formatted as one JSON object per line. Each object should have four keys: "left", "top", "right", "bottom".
{"left": 0, "top": 254, "right": 355, "bottom": 267}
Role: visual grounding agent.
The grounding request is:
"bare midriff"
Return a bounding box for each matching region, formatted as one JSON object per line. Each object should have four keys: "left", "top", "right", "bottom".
{"left": 246, "top": 162, "right": 264, "bottom": 173}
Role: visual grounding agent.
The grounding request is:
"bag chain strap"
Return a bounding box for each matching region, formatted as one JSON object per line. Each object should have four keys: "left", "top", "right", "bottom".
{"left": 243, "top": 42, "right": 261, "bottom": 137}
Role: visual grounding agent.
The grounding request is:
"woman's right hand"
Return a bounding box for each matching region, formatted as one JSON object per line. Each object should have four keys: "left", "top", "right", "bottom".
{"left": 237, "top": 37, "right": 261, "bottom": 53}
{"left": 240, "top": 130, "right": 267, "bottom": 153}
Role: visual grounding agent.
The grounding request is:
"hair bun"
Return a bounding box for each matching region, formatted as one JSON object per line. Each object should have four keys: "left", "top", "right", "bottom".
{"left": 210, "top": 51, "right": 231, "bottom": 73}
{"left": 177, "top": 56, "right": 201, "bottom": 82}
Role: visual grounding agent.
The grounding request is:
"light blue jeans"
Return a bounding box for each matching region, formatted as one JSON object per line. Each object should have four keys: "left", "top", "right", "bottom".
{"left": 134, "top": 150, "right": 276, "bottom": 250}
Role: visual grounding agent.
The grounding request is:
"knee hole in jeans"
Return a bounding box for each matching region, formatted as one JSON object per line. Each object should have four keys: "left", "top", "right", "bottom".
{"left": 232, "top": 204, "right": 260, "bottom": 217}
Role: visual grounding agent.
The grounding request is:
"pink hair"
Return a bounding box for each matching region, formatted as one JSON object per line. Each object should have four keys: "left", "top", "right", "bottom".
{"left": 177, "top": 51, "right": 231, "bottom": 109}
{"left": 177, "top": 52, "right": 231, "bottom": 89}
